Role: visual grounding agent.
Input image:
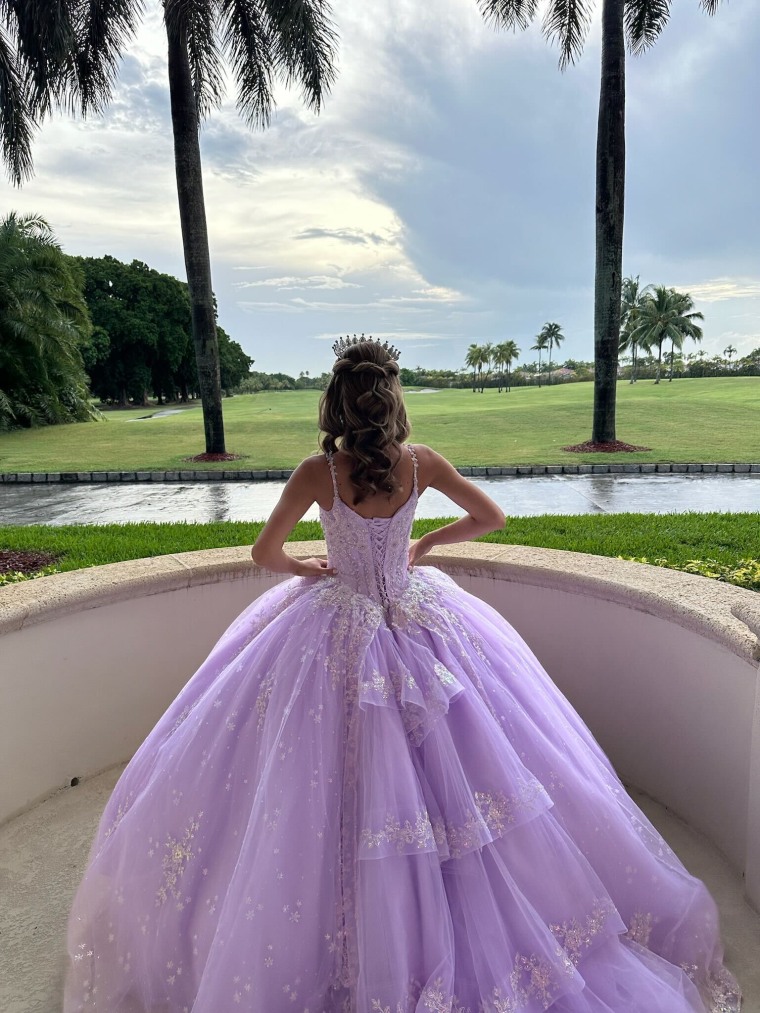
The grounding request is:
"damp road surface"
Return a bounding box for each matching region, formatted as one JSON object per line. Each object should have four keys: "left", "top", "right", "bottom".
{"left": 0, "top": 473, "right": 758, "bottom": 526}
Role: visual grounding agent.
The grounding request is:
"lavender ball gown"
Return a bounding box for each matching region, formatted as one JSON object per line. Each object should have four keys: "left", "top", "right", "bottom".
{"left": 65, "top": 446, "right": 741, "bottom": 1013}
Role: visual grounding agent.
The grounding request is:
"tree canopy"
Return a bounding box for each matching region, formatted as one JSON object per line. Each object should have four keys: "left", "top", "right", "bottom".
{"left": 0, "top": 213, "right": 95, "bottom": 429}
{"left": 77, "top": 255, "right": 252, "bottom": 405}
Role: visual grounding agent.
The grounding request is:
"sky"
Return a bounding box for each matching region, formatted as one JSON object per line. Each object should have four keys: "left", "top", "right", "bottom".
{"left": 3, "top": 0, "right": 758, "bottom": 376}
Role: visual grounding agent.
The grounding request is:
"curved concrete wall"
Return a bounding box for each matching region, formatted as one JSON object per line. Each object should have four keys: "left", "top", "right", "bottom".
{"left": 1, "top": 543, "right": 759, "bottom": 906}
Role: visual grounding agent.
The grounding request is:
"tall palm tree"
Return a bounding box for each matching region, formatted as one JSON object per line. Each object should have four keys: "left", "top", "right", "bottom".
{"left": 539, "top": 322, "right": 565, "bottom": 384}
{"left": 619, "top": 275, "right": 651, "bottom": 383}
{"left": 477, "top": 0, "right": 724, "bottom": 442}
{"left": 3, "top": 1, "right": 337, "bottom": 455}
{"left": 531, "top": 332, "right": 549, "bottom": 388}
{"left": 630, "top": 286, "right": 703, "bottom": 384}
{"left": 724, "top": 344, "right": 737, "bottom": 368}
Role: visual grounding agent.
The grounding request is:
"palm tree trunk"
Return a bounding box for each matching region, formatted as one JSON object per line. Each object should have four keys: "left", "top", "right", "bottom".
{"left": 167, "top": 26, "right": 226, "bottom": 454}
{"left": 655, "top": 342, "right": 662, "bottom": 383}
{"left": 548, "top": 345, "right": 552, "bottom": 385}
{"left": 668, "top": 341, "right": 674, "bottom": 381}
{"left": 537, "top": 352, "right": 542, "bottom": 388}
{"left": 591, "top": 0, "right": 626, "bottom": 443}
{"left": 631, "top": 343, "right": 637, "bottom": 383}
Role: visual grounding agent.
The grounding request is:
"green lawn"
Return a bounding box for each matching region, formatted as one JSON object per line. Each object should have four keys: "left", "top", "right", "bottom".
{"left": 0, "top": 378, "right": 757, "bottom": 472}
{"left": 2, "top": 512, "right": 758, "bottom": 590}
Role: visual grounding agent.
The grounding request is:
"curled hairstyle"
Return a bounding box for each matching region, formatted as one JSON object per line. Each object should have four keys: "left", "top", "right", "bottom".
{"left": 319, "top": 340, "right": 410, "bottom": 504}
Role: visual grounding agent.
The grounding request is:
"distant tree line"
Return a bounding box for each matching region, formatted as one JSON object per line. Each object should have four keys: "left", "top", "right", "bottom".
{"left": 233, "top": 345, "right": 760, "bottom": 399}
{"left": 78, "top": 256, "right": 252, "bottom": 406}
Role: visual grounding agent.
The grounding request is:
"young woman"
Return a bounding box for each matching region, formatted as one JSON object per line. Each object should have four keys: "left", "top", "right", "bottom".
{"left": 65, "top": 337, "right": 740, "bottom": 1012}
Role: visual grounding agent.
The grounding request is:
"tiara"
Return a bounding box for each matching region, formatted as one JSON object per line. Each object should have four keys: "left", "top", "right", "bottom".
{"left": 332, "top": 333, "right": 401, "bottom": 361}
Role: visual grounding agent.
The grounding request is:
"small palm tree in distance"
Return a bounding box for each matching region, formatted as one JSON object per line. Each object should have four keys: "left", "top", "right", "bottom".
{"left": 465, "top": 343, "right": 481, "bottom": 392}
{"left": 539, "top": 322, "right": 565, "bottom": 385}
{"left": 630, "top": 286, "right": 703, "bottom": 384}
{"left": 504, "top": 339, "right": 520, "bottom": 393}
{"left": 531, "top": 332, "right": 549, "bottom": 388}
{"left": 619, "top": 275, "right": 652, "bottom": 384}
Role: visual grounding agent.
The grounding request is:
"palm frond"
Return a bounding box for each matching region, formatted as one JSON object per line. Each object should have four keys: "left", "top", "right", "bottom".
{"left": 542, "top": 0, "right": 593, "bottom": 69}
{"left": 74, "top": 0, "right": 143, "bottom": 116}
{"left": 475, "top": 0, "right": 539, "bottom": 32}
{"left": 7, "top": 0, "right": 79, "bottom": 115}
{"left": 0, "top": 25, "right": 35, "bottom": 184}
{"left": 624, "top": 0, "right": 671, "bottom": 55}
{"left": 699, "top": 0, "right": 722, "bottom": 13}
{"left": 260, "top": 0, "right": 338, "bottom": 113}
{"left": 164, "top": 0, "right": 225, "bottom": 119}
{"left": 218, "top": 0, "right": 274, "bottom": 128}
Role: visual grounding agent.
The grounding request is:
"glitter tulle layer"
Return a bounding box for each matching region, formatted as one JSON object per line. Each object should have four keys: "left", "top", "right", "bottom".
{"left": 64, "top": 566, "right": 741, "bottom": 1012}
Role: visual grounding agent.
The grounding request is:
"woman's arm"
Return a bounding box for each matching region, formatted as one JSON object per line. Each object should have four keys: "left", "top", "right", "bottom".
{"left": 409, "top": 447, "right": 506, "bottom": 566}
{"left": 251, "top": 458, "right": 336, "bottom": 577}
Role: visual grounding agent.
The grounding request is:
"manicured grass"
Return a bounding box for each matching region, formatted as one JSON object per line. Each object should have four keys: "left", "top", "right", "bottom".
{"left": 1, "top": 512, "right": 757, "bottom": 578}
{"left": 0, "top": 378, "right": 757, "bottom": 472}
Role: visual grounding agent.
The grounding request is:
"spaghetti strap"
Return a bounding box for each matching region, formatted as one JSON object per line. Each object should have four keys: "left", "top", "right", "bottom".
{"left": 325, "top": 450, "right": 339, "bottom": 501}
{"left": 407, "top": 444, "right": 418, "bottom": 493}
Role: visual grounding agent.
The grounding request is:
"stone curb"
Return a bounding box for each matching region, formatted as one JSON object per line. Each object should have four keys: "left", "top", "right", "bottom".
{"left": 1, "top": 463, "right": 759, "bottom": 483}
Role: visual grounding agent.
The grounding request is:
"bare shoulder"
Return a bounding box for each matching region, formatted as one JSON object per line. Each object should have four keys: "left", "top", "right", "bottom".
{"left": 408, "top": 443, "right": 453, "bottom": 476}
{"left": 291, "top": 452, "right": 329, "bottom": 485}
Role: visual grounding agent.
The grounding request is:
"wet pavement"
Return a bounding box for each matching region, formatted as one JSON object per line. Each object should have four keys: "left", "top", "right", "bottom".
{"left": 0, "top": 473, "right": 757, "bottom": 526}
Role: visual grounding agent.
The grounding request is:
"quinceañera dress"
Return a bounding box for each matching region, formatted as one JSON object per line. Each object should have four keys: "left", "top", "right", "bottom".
{"left": 65, "top": 446, "right": 741, "bottom": 1013}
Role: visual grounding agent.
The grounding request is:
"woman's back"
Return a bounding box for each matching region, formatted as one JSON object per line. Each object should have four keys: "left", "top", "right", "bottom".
{"left": 319, "top": 444, "right": 420, "bottom": 608}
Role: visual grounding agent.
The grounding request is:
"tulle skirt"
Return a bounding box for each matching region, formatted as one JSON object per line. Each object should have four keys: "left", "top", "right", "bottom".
{"left": 64, "top": 566, "right": 741, "bottom": 1012}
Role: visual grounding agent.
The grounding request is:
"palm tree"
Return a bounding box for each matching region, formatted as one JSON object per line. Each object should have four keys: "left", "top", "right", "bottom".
{"left": 492, "top": 343, "right": 507, "bottom": 392}
{"left": 531, "top": 332, "right": 549, "bottom": 388}
{"left": 477, "top": 0, "right": 725, "bottom": 442}
{"left": 503, "top": 339, "right": 520, "bottom": 392}
{"left": 539, "top": 322, "right": 565, "bottom": 384}
{"left": 0, "top": 212, "right": 95, "bottom": 428}
{"left": 0, "top": 5, "right": 78, "bottom": 185}
{"left": 630, "top": 286, "right": 703, "bottom": 384}
{"left": 465, "top": 343, "right": 481, "bottom": 392}
{"left": 724, "top": 344, "right": 737, "bottom": 369}
{"left": 619, "top": 275, "right": 651, "bottom": 383}
{"left": 3, "top": 1, "right": 337, "bottom": 455}
{"left": 479, "top": 341, "right": 494, "bottom": 392}
{"left": 668, "top": 291, "right": 702, "bottom": 381}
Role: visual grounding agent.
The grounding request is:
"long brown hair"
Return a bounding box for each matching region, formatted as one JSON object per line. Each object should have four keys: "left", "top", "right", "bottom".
{"left": 319, "top": 339, "right": 410, "bottom": 504}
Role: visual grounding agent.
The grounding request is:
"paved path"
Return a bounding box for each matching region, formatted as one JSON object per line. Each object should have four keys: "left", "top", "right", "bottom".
{"left": 0, "top": 473, "right": 757, "bottom": 525}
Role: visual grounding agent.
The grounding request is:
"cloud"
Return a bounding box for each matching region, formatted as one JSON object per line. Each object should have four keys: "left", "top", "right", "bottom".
{"left": 379, "top": 286, "right": 467, "bottom": 305}
{"left": 1, "top": 0, "right": 757, "bottom": 375}
{"left": 234, "top": 275, "right": 360, "bottom": 290}
{"left": 679, "top": 278, "right": 760, "bottom": 303}
{"left": 294, "top": 227, "right": 388, "bottom": 246}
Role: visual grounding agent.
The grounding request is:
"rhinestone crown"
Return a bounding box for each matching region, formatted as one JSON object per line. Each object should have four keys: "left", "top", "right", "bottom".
{"left": 332, "top": 333, "right": 401, "bottom": 361}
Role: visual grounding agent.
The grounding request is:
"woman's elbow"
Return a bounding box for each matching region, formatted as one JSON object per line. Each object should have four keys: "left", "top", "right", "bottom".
{"left": 490, "top": 507, "right": 506, "bottom": 531}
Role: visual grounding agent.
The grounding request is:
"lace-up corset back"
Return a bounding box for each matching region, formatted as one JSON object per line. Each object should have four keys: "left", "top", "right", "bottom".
{"left": 319, "top": 446, "right": 418, "bottom": 607}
